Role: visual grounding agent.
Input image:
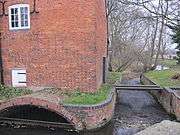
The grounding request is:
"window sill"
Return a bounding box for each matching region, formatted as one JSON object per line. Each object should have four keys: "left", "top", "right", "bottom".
{"left": 9, "top": 27, "right": 31, "bottom": 31}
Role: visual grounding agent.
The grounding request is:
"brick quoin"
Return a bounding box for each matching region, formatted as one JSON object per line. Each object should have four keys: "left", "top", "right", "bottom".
{"left": 0, "top": 0, "right": 108, "bottom": 92}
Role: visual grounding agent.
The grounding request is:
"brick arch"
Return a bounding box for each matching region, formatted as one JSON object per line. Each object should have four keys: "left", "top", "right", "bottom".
{"left": 0, "top": 97, "right": 81, "bottom": 129}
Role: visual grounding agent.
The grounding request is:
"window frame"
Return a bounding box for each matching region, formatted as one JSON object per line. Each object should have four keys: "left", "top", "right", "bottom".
{"left": 9, "top": 4, "right": 30, "bottom": 30}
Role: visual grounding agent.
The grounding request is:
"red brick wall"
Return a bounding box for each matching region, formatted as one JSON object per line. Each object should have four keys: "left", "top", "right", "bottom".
{"left": 95, "top": 0, "right": 108, "bottom": 88}
{"left": 64, "top": 91, "right": 116, "bottom": 130}
{"left": 0, "top": 0, "right": 107, "bottom": 92}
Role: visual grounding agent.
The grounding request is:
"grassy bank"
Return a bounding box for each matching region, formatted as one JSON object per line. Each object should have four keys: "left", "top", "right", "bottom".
{"left": 63, "top": 72, "right": 121, "bottom": 105}
{"left": 145, "top": 60, "right": 180, "bottom": 87}
{"left": 0, "top": 85, "right": 32, "bottom": 101}
{"left": 159, "top": 59, "right": 177, "bottom": 68}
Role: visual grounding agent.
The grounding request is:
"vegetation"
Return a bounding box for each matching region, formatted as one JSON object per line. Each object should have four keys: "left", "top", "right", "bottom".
{"left": 106, "top": 71, "right": 121, "bottom": 85}
{"left": 145, "top": 60, "right": 180, "bottom": 87}
{"left": 159, "top": 59, "right": 177, "bottom": 68}
{"left": 145, "top": 70, "right": 180, "bottom": 87}
{"left": 63, "top": 72, "right": 121, "bottom": 105}
{"left": 172, "top": 25, "right": 180, "bottom": 64}
{"left": 107, "top": 0, "right": 179, "bottom": 72}
{"left": 0, "top": 85, "right": 32, "bottom": 101}
{"left": 63, "top": 84, "right": 112, "bottom": 105}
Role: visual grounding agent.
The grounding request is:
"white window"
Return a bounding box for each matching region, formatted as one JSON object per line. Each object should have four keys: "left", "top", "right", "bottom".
{"left": 9, "top": 4, "right": 30, "bottom": 30}
{"left": 12, "top": 69, "right": 27, "bottom": 87}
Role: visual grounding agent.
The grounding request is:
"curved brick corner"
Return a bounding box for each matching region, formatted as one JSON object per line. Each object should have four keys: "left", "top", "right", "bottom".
{"left": 63, "top": 89, "right": 116, "bottom": 130}
{"left": 0, "top": 96, "right": 83, "bottom": 130}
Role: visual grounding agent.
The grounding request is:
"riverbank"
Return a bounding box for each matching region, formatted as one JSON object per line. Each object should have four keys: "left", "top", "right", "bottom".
{"left": 142, "top": 59, "right": 180, "bottom": 121}
{"left": 141, "top": 74, "right": 180, "bottom": 121}
{"left": 145, "top": 60, "right": 180, "bottom": 87}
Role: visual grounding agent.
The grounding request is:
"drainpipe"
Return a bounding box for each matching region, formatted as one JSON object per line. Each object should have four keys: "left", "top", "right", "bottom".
{"left": 105, "top": 0, "right": 109, "bottom": 56}
{"left": 0, "top": 0, "right": 5, "bottom": 85}
{"left": 0, "top": 32, "right": 4, "bottom": 85}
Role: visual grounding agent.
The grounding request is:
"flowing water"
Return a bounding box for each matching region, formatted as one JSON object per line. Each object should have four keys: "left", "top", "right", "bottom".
{"left": 0, "top": 74, "right": 173, "bottom": 135}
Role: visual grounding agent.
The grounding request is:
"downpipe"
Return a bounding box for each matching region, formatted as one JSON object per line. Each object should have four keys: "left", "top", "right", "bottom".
{"left": 0, "top": 32, "right": 4, "bottom": 85}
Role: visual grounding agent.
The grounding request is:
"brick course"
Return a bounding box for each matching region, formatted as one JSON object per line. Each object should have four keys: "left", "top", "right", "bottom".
{"left": 0, "top": 0, "right": 107, "bottom": 92}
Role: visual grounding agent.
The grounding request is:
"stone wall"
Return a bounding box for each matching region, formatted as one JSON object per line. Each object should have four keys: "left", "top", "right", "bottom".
{"left": 141, "top": 75, "right": 180, "bottom": 121}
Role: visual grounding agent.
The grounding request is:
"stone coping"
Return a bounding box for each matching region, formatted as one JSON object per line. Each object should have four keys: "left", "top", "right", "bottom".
{"left": 141, "top": 74, "right": 180, "bottom": 99}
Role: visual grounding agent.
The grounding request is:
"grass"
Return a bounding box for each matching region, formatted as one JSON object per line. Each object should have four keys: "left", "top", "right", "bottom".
{"left": 145, "top": 70, "right": 180, "bottom": 87}
{"left": 0, "top": 85, "right": 32, "bottom": 101}
{"left": 106, "top": 71, "right": 121, "bottom": 85}
{"left": 159, "top": 59, "right": 177, "bottom": 68}
{"left": 63, "top": 72, "right": 121, "bottom": 105}
{"left": 145, "top": 59, "right": 180, "bottom": 87}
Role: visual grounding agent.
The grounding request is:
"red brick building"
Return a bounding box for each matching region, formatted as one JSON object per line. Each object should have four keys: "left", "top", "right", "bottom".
{"left": 0, "top": 0, "right": 108, "bottom": 92}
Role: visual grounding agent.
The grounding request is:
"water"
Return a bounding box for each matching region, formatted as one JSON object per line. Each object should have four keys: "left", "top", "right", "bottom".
{"left": 0, "top": 74, "right": 173, "bottom": 135}
{"left": 0, "top": 127, "right": 78, "bottom": 135}
{"left": 113, "top": 77, "right": 172, "bottom": 135}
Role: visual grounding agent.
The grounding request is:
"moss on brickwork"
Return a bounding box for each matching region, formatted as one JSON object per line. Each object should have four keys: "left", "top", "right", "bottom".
{"left": 63, "top": 72, "right": 121, "bottom": 105}
{"left": 0, "top": 85, "right": 32, "bottom": 101}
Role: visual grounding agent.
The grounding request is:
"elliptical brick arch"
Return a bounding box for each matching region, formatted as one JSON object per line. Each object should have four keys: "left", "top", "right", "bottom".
{"left": 0, "top": 96, "right": 82, "bottom": 129}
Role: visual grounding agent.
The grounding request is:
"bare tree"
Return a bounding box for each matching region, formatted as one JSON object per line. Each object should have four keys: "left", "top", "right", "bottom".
{"left": 107, "top": 0, "right": 179, "bottom": 72}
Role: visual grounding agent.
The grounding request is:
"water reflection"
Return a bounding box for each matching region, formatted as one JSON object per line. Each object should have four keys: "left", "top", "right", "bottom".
{"left": 0, "top": 123, "right": 114, "bottom": 135}
{"left": 80, "top": 123, "right": 114, "bottom": 135}
{"left": 0, "top": 127, "right": 79, "bottom": 135}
